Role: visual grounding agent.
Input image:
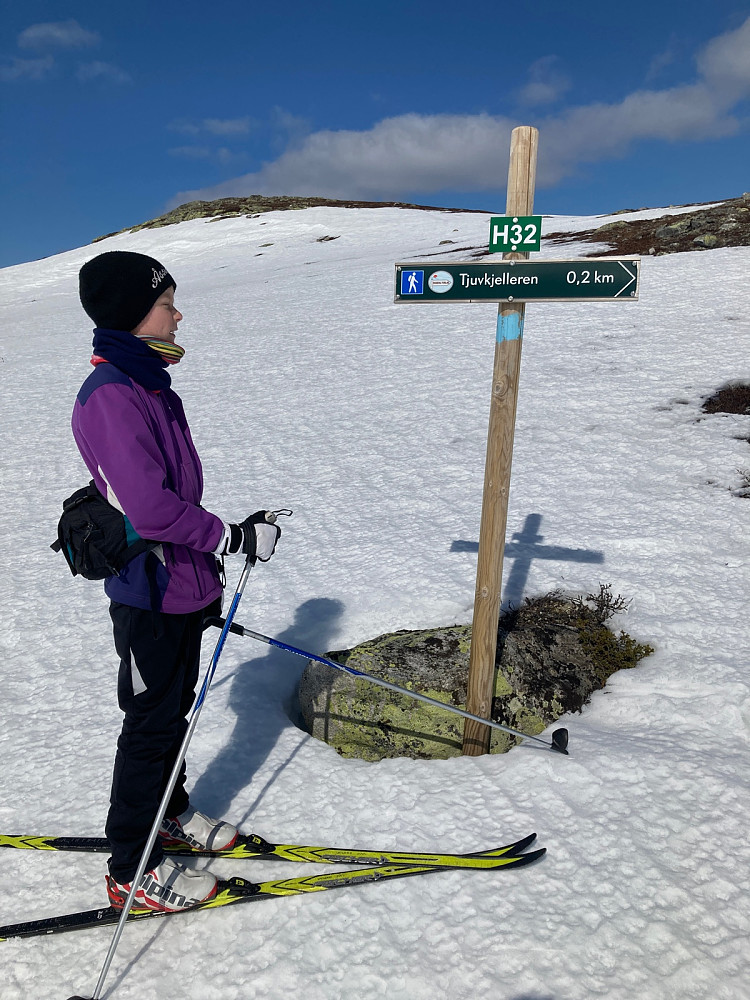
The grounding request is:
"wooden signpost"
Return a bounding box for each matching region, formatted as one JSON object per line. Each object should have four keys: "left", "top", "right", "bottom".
{"left": 393, "top": 126, "right": 640, "bottom": 755}
{"left": 463, "top": 126, "right": 536, "bottom": 755}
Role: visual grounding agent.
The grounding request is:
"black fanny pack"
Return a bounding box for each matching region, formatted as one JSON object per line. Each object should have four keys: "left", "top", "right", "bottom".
{"left": 51, "top": 481, "right": 158, "bottom": 581}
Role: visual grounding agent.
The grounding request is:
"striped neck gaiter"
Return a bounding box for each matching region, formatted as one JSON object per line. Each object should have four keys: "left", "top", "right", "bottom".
{"left": 135, "top": 337, "right": 186, "bottom": 365}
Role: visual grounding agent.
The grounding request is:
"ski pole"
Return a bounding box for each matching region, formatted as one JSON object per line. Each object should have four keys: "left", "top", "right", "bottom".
{"left": 203, "top": 616, "right": 569, "bottom": 755}
{"left": 68, "top": 515, "right": 281, "bottom": 1000}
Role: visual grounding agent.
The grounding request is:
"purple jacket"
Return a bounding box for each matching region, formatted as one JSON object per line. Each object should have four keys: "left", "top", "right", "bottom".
{"left": 72, "top": 361, "right": 224, "bottom": 614}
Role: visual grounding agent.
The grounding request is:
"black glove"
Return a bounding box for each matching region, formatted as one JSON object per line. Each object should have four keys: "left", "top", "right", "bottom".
{"left": 224, "top": 511, "right": 281, "bottom": 562}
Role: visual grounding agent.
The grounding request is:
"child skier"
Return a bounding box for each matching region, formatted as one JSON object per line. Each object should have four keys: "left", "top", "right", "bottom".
{"left": 73, "top": 250, "right": 281, "bottom": 912}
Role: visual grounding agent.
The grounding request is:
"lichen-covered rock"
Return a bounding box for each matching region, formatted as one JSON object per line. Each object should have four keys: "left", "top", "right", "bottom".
{"left": 298, "top": 626, "right": 481, "bottom": 760}
{"left": 299, "top": 588, "right": 654, "bottom": 761}
{"left": 654, "top": 217, "right": 695, "bottom": 239}
{"left": 692, "top": 233, "right": 719, "bottom": 247}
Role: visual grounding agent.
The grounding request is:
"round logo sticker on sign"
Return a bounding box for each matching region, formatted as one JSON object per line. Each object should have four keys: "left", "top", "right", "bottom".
{"left": 428, "top": 270, "right": 454, "bottom": 293}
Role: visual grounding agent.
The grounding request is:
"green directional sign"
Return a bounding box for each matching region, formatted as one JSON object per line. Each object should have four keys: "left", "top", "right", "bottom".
{"left": 395, "top": 258, "right": 640, "bottom": 303}
{"left": 489, "top": 215, "right": 542, "bottom": 253}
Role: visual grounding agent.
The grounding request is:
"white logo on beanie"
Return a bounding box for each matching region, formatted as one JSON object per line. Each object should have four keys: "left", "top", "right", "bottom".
{"left": 151, "top": 266, "right": 168, "bottom": 289}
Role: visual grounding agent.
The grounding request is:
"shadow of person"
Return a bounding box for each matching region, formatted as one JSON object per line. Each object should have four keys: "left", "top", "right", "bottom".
{"left": 188, "top": 597, "right": 345, "bottom": 825}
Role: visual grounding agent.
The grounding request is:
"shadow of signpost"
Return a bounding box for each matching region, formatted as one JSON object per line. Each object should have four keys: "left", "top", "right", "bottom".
{"left": 451, "top": 512, "right": 604, "bottom": 607}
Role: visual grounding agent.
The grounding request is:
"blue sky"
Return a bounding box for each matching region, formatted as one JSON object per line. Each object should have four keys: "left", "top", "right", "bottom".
{"left": 1, "top": 1, "right": 749, "bottom": 268}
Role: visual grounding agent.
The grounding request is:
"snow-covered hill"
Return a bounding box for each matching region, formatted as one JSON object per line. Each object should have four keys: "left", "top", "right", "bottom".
{"left": 1, "top": 204, "right": 748, "bottom": 999}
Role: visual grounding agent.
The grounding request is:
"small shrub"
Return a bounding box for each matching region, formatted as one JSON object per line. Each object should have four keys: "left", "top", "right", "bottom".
{"left": 572, "top": 585, "right": 654, "bottom": 682}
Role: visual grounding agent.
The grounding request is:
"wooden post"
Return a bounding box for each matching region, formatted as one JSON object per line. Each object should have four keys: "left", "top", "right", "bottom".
{"left": 462, "top": 126, "right": 539, "bottom": 755}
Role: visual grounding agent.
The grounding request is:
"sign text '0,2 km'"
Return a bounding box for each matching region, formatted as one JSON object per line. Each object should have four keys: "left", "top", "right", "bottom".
{"left": 394, "top": 258, "right": 640, "bottom": 303}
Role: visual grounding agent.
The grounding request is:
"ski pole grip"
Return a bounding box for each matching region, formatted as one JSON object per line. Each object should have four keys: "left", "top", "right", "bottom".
{"left": 203, "top": 615, "right": 244, "bottom": 636}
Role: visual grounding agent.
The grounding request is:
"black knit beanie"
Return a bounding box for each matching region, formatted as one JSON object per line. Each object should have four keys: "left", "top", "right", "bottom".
{"left": 79, "top": 251, "right": 176, "bottom": 332}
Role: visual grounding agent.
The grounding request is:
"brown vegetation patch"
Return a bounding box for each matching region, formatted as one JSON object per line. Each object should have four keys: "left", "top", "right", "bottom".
{"left": 700, "top": 382, "right": 750, "bottom": 498}
{"left": 545, "top": 194, "right": 750, "bottom": 257}
{"left": 701, "top": 383, "right": 750, "bottom": 415}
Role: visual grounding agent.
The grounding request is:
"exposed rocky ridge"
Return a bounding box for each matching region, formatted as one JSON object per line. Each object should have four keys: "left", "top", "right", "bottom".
{"left": 92, "top": 195, "right": 487, "bottom": 242}
{"left": 546, "top": 194, "right": 750, "bottom": 257}
{"left": 93, "top": 193, "right": 750, "bottom": 258}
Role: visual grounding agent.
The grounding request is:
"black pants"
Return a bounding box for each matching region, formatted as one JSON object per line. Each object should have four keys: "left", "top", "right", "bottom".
{"left": 106, "top": 599, "right": 220, "bottom": 882}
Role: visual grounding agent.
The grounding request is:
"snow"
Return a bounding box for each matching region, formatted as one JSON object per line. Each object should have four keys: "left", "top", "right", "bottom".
{"left": 1, "top": 204, "right": 749, "bottom": 1000}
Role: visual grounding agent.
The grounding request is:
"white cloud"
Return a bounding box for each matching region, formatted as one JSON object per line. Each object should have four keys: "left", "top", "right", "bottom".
{"left": 6, "top": 19, "right": 125, "bottom": 86}
{"left": 165, "top": 118, "right": 252, "bottom": 165}
{"left": 696, "top": 15, "right": 750, "bottom": 98}
{"left": 217, "top": 147, "right": 242, "bottom": 164}
{"left": 168, "top": 117, "right": 253, "bottom": 136}
{"left": 76, "top": 61, "right": 131, "bottom": 85}
{"left": 169, "top": 146, "right": 213, "bottom": 159}
{"left": 174, "top": 16, "right": 750, "bottom": 205}
{"left": 168, "top": 120, "right": 202, "bottom": 136}
{"left": 168, "top": 145, "right": 246, "bottom": 165}
{"left": 517, "top": 56, "right": 571, "bottom": 107}
{"left": 0, "top": 56, "right": 54, "bottom": 81}
{"left": 537, "top": 82, "right": 739, "bottom": 186}
{"left": 18, "top": 20, "right": 99, "bottom": 49}
{"left": 172, "top": 112, "right": 515, "bottom": 205}
{"left": 203, "top": 118, "right": 252, "bottom": 136}
{"left": 645, "top": 45, "right": 676, "bottom": 83}
{"left": 270, "top": 107, "right": 312, "bottom": 148}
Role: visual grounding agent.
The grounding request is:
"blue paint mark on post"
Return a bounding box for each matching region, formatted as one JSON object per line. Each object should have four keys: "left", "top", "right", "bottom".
{"left": 497, "top": 310, "right": 524, "bottom": 343}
